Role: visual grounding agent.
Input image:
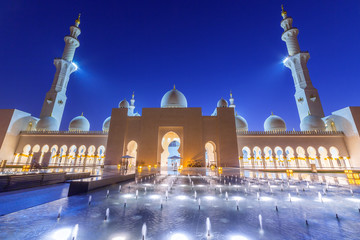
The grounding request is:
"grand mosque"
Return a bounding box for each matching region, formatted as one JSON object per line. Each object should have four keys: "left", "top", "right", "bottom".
{"left": 0, "top": 7, "right": 359, "bottom": 173}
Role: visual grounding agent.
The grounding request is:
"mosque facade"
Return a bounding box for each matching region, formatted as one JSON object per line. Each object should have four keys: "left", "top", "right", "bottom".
{"left": 1, "top": 8, "right": 360, "bottom": 173}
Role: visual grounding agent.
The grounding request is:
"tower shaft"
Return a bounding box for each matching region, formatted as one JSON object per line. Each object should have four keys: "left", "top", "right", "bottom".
{"left": 281, "top": 7, "right": 324, "bottom": 121}
{"left": 39, "top": 15, "right": 81, "bottom": 129}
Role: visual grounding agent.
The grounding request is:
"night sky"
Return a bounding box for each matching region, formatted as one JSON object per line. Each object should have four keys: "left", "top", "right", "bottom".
{"left": 1, "top": 1, "right": 360, "bottom": 131}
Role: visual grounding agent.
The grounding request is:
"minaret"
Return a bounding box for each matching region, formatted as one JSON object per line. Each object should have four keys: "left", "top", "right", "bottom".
{"left": 39, "top": 14, "right": 81, "bottom": 129}
{"left": 129, "top": 92, "right": 135, "bottom": 115}
{"left": 281, "top": 6, "right": 324, "bottom": 121}
{"left": 229, "top": 91, "right": 235, "bottom": 108}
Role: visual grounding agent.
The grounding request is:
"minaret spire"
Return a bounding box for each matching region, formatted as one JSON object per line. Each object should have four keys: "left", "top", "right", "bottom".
{"left": 229, "top": 91, "right": 235, "bottom": 108}
{"left": 281, "top": 6, "right": 324, "bottom": 126}
{"left": 129, "top": 91, "right": 136, "bottom": 115}
{"left": 38, "top": 14, "right": 82, "bottom": 130}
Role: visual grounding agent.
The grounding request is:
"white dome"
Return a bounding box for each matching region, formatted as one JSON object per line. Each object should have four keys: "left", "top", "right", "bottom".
{"left": 36, "top": 116, "right": 59, "bottom": 131}
{"left": 69, "top": 115, "right": 90, "bottom": 131}
{"left": 119, "top": 99, "right": 129, "bottom": 108}
{"left": 161, "top": 88, "right": 188, "bottom": 108}
{"left": 102, "top": 116, "right": 111, "bottom": 132}
{"left": 300, "top": 115, "right": 326, "bottom": 131}
{"left": 235, "top": 115, "right": 248, "bottom": 131}
{"left": 217, "top": 98, "right": 228, "bottom": 108}
{"left": 264, "top": 114, "right": 286, "bottom": 131}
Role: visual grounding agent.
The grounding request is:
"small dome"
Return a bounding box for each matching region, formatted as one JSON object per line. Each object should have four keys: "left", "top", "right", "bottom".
{"left": 36, "top": 116, "right": 59, "bottom": 131}
{"left": 102, "top": 116, "right": 111, "bottom": 132}
{"left": 119, "top": 99, "right": 129, "bottom": 108}
{"left": 69, "top": 115, "right": 90, "bottom": 131}
{"left": 217, "top": 98, "right": 228, "bottom": 108}
{"left": 300, "top": 115, "right": 326, "bottom": 131}
{"left": 264, "top": 114, "right": 286, "bottom": 131}
{"left": 161, "top": 87, "right": 188, "bottom": 108}
{"left": 235, "top": 115, "right": 248, "bottom": 131}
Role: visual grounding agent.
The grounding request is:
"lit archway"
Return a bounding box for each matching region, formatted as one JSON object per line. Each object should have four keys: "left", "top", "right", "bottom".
{"left": 242, "top": 147, "right": 251, "bottom": 168}
{"left": 126, "top": 140, "right": 138, "bottom": 168}
{"left": 161, "top": 131, "right": 181, "bottom": 167}
{"left": 205, "top": 141, "right": 217, "bottom": 167}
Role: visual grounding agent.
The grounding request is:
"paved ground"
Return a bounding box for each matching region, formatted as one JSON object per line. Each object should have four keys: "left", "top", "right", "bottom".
{"left": 0, "top": 183, "right": 69, "bottom": 216}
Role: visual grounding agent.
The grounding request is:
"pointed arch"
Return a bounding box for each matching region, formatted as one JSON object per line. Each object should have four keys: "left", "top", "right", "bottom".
{"left": 205, "top": 141, "right": 217, "bottom": 167}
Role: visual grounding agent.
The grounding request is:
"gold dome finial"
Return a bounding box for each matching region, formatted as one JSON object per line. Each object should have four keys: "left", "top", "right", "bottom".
{"left": 271, "top": 111, "right": 274, "bottom": 115}
{"left": 281, "top": 5, "right": 287, "bottom": 19}
{"left": 132, "top": 91, "right": 135, "bottom": 98}
{"left": 230, "top": 90, "right": 233, "bottom": 98}
{"left": 81, "top": 112, "right": 84, "bottom": 116}
{"left": 75, "top": 13, "right": 81, "bottom": 26}
{"left": 173, "top": 84, "right": 176, "bottom": 90}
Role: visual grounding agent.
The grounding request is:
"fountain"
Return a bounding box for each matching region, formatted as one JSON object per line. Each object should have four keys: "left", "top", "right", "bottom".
{"left": 219, "top": 188, "right": 222, "bottom": 194}
{"left": 105, "top": 208, "right": 109, "bottom": 221}
{"left": 106, "top": 189, "right": 110, "bottom": 198}
{"left": 136, "top": 190, "right": 139, "bottom": 199}
{"left": 118, "top": 185, "right": 122, "bottom": 192}
{"left": 206, "top": 217, "right": 211, "bottom": 238}
{"left": 350, "top": 189, "right": 354, "bottom": 196}
{"left": 57, "top": 206, "right": 62, "bottom": 219}
{"left": 307, "top": 182, "right": 310, "bottom": 189}
{"left": 318, "top": 192, "right": 323, "bottom": 203}
{"left": 259, "top": 214, "right": 263, "bottom": 232}
{"left": 142, "top": 223, "right": 147, "bottom": 240}
{"left": 71, "top": 224, "right": 79, "bottom": 240}
{"left": 1, "top": 170, "right": 360, "bottom": 240}
{"left": 145, "top": 187, "right": 147, "bottom": 192}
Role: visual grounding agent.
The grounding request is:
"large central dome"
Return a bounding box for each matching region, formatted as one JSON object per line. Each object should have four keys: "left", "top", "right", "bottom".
{"left": 161, "top": 87, "right": 188, "bottom": 108}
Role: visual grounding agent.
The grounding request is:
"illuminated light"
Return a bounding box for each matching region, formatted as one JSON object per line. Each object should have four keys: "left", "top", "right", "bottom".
{"left": 112, "top": 236, "right": 126, "bottom": 240}
{"left": 161, "top": 184, "right": 169, "bottom": 187}
{"left": 122, "top": 194, "right": 133, "bottom": 199}
{"left": 229, "top": 235, "right": 249, "bottom": 240}
{"left": 347, "top": 198, "right": 360, "bottom": 203}
{"left": 282, "top": 57, "right": 289, "bottom": 64}
{"left": 231, "top": 196, "right": 244, "bottom": 201}
{"left": 50, "top": 228, "right": 72, "bottom": 240}
{"left": 315, "top": 197, "right": 332, "bottom": 203}
{"left": 204, "top": 196, "right": 216, "bottom": 201}
{"left": 197, "top": 184, "right": 205, "bottom": 187}
{"left": 72, "top": 62, "right": 78, "bottom": 71}
{"left": 260, "top": 196, "right": 273, "bottom": 202}
{"left": 148, "top": 165, "right": 151, "bottom": 168}
{"left": 170, "top": 233, "right": 189, "bottom": 240}
{"left": 176, "top": 195, "right": 188, "bottom": 200}
{"left": 149, "top": 194, "right": 161, "bottom": 200}
{"left": 143, "top": 183, "right": 152, "bottom": 186}
{"left": 117, "top": 164, "right": 121, "bottom": 169}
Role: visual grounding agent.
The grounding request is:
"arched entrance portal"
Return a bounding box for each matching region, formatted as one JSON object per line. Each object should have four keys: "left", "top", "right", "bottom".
{"left": 205, "top": 141, "right": 217, "bottom": 167}
{"left": 161, "top": 131, "right": 181, "bottom": 168}
{"left": 126, "top": 140, "right": 138, "bottom": 169}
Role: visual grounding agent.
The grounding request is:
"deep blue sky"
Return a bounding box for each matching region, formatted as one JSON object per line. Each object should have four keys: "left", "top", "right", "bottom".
{"left": 1, "top": 1, "right": 360, "bottom": 131}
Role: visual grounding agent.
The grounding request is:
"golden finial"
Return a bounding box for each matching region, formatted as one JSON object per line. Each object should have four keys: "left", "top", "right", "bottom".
{"left": 230, "top": 90, "right": 233, "bottom": 98}
{"left": 173, "top": 84, "right": 176, "bottom": 90}
{"left": 81, "top": 112, "right": 83, "bottom": 116}
{"left": 132, "top": 91, "right": 135, "bottom": 98}
{"left": 271, "top": 111, "right": 274, "bottom": 115}
{"left": 75, "top": 13, "right": 81, "bottom": 26}
{"left": 281, "top": 5, "right": 287, "bottom": 19}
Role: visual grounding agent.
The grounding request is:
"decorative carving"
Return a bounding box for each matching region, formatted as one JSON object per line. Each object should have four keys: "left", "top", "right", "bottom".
{"left": 58, "top": 100, "right": 64, "bottom": 105}
{"left": 46, "top": 98, "right": 53, "bottom": 104}
{"left": 297, "top": 97, "right": 304, "bottom": 103}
